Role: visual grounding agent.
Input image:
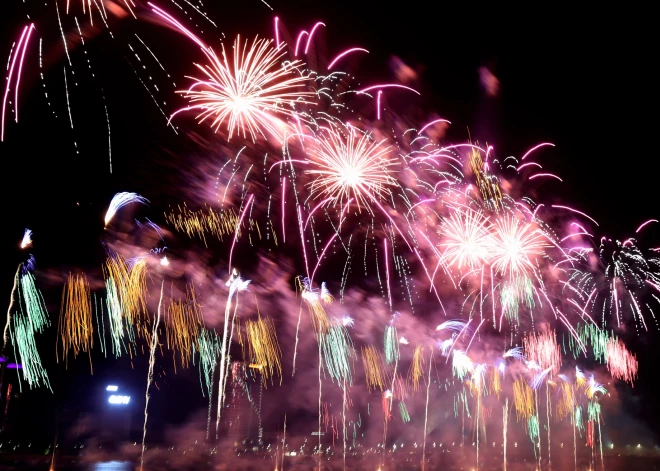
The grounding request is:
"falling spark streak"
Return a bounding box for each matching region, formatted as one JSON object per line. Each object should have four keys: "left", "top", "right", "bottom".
{"left": 140, "top": 280, "right": 164, "bottom": 471}
{"left": 418, "top": 118, "right": 452, "bottom": 135}
{"left": 357, "top": 84, "right": 420, "bottom": 95}
{"left": 521, "top": 142, "right": 555, "bottom": 160}
{"left": 102, "top": 93, "right": 112, "bottom": 173}
{"left": 328, "top": 48, "right": 369, "bottom": 70}
{"left": 528, "top": 172, "right": 563, "bottom": 182}
{"left": 294, "top": 31, "right": 308, "bottom": 57}
{"left": 228, "top": 194, "right": 255, "bottom": 274}
{"left": 3, "top": 265, "right": 21, "bottom": 353}
{"left": 552, "top": 204, "right": 600, "bottom": 226}
{"left": 376, "top": 90, "right": 382, "bottom": 120}
{"left": 421, "top": 348, "right": 433, "bottom": 471}
{"left": 149, "top": 3, "right": 208, "bottom": 50}
{"left": 305, "top": 22, "right": 326, "bottom": 54}
{"left": 274, "top": 17, "right": 280, "bottom": 47}
{"left": 310, "top": 199, "right": 353, "bottom": 284}
{"left": 465, "top": 319, "right": 485, "bottom": 353}
{"left": 384, "top": 238, "right": 392, "bottom": 310}
{"left": 13, "top": 24, "right": 34, "bottom": 125}
{"left": 281, "top": 177, "right": 287, "bottom": 243}
{"left": 1, "top": 26, "right": 27, "bottom": 142}
{"left": 297, "top": 205, "right": 311, "bottom": 279}
{"left": 636, "top": 219, "right": 658, "bottom": 233}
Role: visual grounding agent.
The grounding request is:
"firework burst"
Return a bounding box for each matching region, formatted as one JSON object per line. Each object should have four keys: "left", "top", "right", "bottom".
{"left": 175, "top": 35, "right": 313, "bottom": 141}
{"left": 305, "top": 125, "right": 397, "bottom": 211}
{"left": 439, "top": 208, "right": 492, "bottom": 270}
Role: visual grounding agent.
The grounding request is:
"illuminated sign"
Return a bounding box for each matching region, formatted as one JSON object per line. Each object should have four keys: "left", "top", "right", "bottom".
{"left": 108, "top": 395, "right": 130, "bottom": 405}
{"left": 106, "top": 385, "right": 118, "bottom": 392}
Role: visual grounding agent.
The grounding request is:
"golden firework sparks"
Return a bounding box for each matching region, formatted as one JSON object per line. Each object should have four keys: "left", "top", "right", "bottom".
{"left": 166, "top": 285, "right": 204, "bottom": 370}
{"left": 407, "top": 344, "right": 426, "bottom": 393}
{"left": 165, "top": 204, "right": 260, "bottom": 247}
{"left": 362, "top": 345, "right": 389, "bottom": 392}
{"left": 57, "top": 273, "right": 93, "bottom": 370}
{"left": 513, "top": 377, "right": 535, "bottom": 422}
{"left": 245, "top": 317, "right": 282, "bottom": 386}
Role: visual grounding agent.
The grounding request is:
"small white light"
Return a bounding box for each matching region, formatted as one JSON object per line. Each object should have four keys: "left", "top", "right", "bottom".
{"left": 106, "top": 385, "right": 118, "bottom": 392}
{"left": 108, "top": 395, "right": 130, "bottom": 405}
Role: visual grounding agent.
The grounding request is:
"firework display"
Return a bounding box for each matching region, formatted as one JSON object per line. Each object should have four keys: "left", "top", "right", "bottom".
{"left": 1, "top": 2, "right": 657, "bottom": 471}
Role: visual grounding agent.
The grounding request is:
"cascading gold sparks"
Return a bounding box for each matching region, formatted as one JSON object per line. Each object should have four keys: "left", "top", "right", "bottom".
{"left": 513, "top": 377, "right": 535, "bottom": 421}
{"left": 556, "top": 381, "right": 575, "bottom": 420}
{"left": 245, "top": 317, "right": 282, "bottom": 386}
{"left": 104, "top": 254, "right": 150, "bottom": 342}
{"left": 407, "top": 344, "right": 426, "bottom": 392}
{"left": 57, "top": 273, "right": 93, "bottom": 369}
{"left": 298, "top": 278, "right": 331, "bottom": 334}
{"left": 513, "top": 378, "right": 534, "bottom": 422}
{"left": 166, "top": 285, "right": 204, "bottom": 369}
{"left": 165, "top": 204, "right": 245, "bottom": 246}
{"left": 490, "top": 366, "right": 502, "bottom": 398}
{"left": 361, "top": 345, "right": 389, "bottom": 392}
{"left": 469, "top": 144, "right": 503, "bottom": 211}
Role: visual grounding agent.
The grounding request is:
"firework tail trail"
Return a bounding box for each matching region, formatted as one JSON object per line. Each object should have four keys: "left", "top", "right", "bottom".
{"left": 573, "top": 405, "right": 577, "bottom": 470}
{"left": 0, "top": 264, "right": 21, "bottom": 430}
{"left": 219, "top": 299, "right": 240, "bottom": 409}
{"left": 227, "top": 194, "right": 254, "bottom": 274}
{"left": 421, "top": 347, "right": 433, "bottom": 471}
{"left": 476, "top": 389, "right": 482, "bottom": 468}
{"left": 49, "top": 415, "right": 58, "bottom": 471}
{"left": 281, "top": 177, "right": 286, "bottom": 243}
{"left": 503, "top": 398, "right": 509, "bottom": 471}
{"left": 292, "top": 302, "right": 303, "bottom": 376}
{"left": 546, "top": 381, "right": 551, "bottom": 466}
{"left": 384, "top": 238, "right": 392, "bottom": 310}
{"left": 598, "top": 405, "right": 604, "bottom": 470}
{"left": 216, "top": 279, "right": 240, "bottom": 438}
{"left": 342, "top": 381, "right": 347, "bottom": 471}
{"left": 140, "top": 280, "right": 164, "bottom": 471}
{"left": 317, "top": 339, "right": 322, "bottom": 471}
{"left": 282, "top": 414, "right": 286, "bottom": 471}
{"left": 535, "top": 389, "right": 542, "bottom": 468}
{"left": 2, "top": 265, "right": 21, "bottom": 352}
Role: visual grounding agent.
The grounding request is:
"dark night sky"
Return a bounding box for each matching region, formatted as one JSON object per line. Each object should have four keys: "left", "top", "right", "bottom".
{"left": 1, "top": 0, "right": 659, "bottom": 447}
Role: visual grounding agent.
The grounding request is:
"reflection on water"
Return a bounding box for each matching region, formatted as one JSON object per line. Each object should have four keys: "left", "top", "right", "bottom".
{"left": 90, "top": 462, "right": 133, "bottom": 471}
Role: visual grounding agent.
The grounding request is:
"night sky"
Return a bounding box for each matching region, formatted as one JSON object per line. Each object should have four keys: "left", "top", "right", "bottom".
{"left": 1, "top": 0, "right": 659, "bottom": 452}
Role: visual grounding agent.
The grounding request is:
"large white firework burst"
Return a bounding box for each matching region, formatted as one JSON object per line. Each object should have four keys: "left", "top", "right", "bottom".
{"left": 488, "top": 215, "right": 547, "bottom": 277}
{"left": 305, "top": 125, "right": 397, "bottom": 211}
{"left": 175, "top": 35, "right": 314, "bottom": 141}
{"left": 439, "top": 208, "right": 492, "bottom": 270}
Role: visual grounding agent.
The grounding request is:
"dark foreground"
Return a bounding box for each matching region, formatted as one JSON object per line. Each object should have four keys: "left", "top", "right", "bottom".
{"left": 3, "top": 454, "right": 660, "bottom": 471}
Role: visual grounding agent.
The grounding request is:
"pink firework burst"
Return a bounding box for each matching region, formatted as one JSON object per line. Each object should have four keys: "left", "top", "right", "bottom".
{"left": 305, "top": 125, "right": 397, "bottom": 211}
{"left": 175, "top": 35, "right": 314, "bottom": 141}
{"left": 606, "top": 338, "right": 638, "bottom": 384}
{"left": 524, "top": 331, "right": 561, "bottom": 376}
{"left": 439, "top": 208, "right": 492, "bottom": 270}
{"left": 488, "top": 216, "right": 547, "bottom": 278}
